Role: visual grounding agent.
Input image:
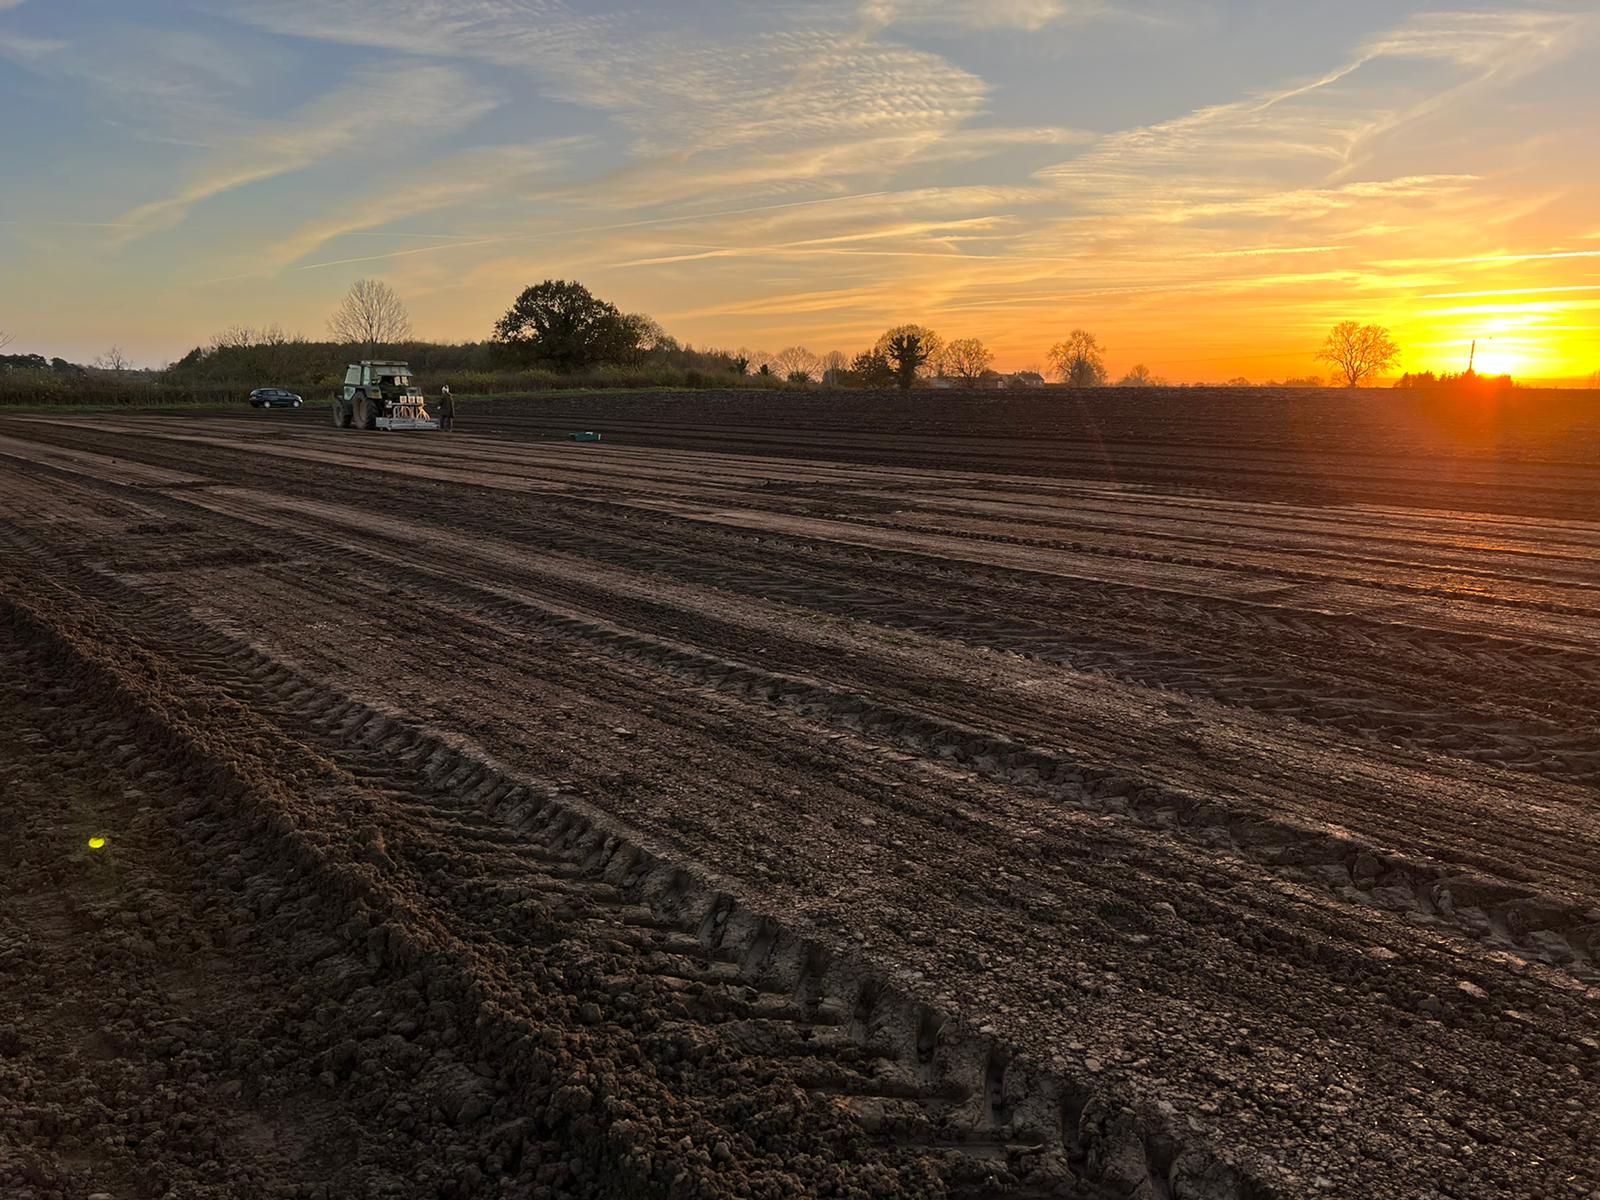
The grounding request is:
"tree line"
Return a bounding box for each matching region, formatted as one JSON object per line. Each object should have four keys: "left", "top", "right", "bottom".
{"left": 7, "top": 282, "right": 1573, "bottom": 402}
{"left": 485, "top": 282, "right": 1177, "bottom": 389}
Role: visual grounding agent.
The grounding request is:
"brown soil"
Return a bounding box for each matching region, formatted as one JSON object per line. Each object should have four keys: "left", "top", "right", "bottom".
{"left": 1, "top": 388, "right": 1597, "bottom": 1200}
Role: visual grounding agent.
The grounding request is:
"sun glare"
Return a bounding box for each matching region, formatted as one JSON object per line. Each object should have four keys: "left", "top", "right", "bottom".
{"left": 1468, "top": 349, "right": 1522, "bottom": 377}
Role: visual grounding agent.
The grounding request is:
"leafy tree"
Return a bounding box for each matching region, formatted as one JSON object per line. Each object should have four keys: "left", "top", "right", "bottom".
{"left": 328, "top": 279, "right": 412, "bottom": 354}
{"left": 1116, "top": 363, "right": 1165, "bottom": 387}
{"left": 873, "top": 325, "right": 943, "bottom": 388}
{"left": 1316, "top": 320, "right": 1400, "bottom": 387}
{"left": 941, "top": 337, "right": 994, "bottom": 382}
{"left": 847, "top": 349, "right": 895, "bottom": 388}
{"left": 1047, "top": 330, "right": 1107, "bottom": 386}
{"left": 1395, "top": 370, "right": 1514, "bottom": 394}
{"left": 1394, "top": 371, "right": 1439, "bottom": 389}
{"left": 1223, "top": 376, "right": 1251, "bottom": 387}
{"left": 873, "top": 325, "right": 942, "bottom": 390}
{"left": 618, "top": 313, "right": 675, "bottom": 364}
{"left": 887, "top": 334, "right": 931, "bottom": 390}
{"left": 493, "top": 280, "right": 640, "bottom": 371}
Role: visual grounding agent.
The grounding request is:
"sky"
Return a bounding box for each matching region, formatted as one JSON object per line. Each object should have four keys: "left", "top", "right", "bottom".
{"left": 2, "top": 0, "right": 1597, "bottom": 382}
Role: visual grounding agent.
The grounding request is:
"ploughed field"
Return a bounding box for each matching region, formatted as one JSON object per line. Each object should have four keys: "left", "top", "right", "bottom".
{"left": 1, "top": 388, "right": 1597, "bottom": 1200}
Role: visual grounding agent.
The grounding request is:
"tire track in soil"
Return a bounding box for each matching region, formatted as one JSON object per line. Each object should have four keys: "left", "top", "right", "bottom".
{"left": 0, "top": 568, "right": 1209, "bottom": 1200}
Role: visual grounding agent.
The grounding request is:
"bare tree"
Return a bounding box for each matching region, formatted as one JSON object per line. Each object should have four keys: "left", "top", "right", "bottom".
{"left": 94, "top": 345, "right": 131, "bottom": 373}
{"left": 1047, "top": 330, "right": 1107, "bottom": 386}
{"left": 771, "top": 346, "right": 822, "bottom": 382}
{"left": 328, "top": 279, "right": 412, "bottom": 354}
{"left": 1116, "top": 363, "right": 1165, "bottom": 387}
{"left": 0, "top": 329, "right": 13, "bottom": 353}
{"left": 209, "top": 323, "right": 293, "bottom": 352}
{"left": 210, "top": 324, "right": 256, "bottom": 351}
{"left": 941, "top": 337, "right": 994, "bottom": 382}
{"left": 820, "top": 350, "right": 848, "bottom": 382}
{"left": 1316, "top": 320, "right": 1400, "bottom": 387}
{"left": 743, "top": 348, "right": 775, "bottom": 375}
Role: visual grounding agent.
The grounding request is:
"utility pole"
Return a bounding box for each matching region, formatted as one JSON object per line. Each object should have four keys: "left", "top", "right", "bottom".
{"left": 1468, "top": 339, "right": 1476, "bottom": 374}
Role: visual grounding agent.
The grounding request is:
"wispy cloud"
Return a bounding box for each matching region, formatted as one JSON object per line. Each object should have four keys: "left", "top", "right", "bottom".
{"left": 279, "top": 189, "right": 909, "bottom": 274}
{"left": 220, "top": 1, "right": 1019, "bottom": 204}
{"left": 0, "top": 29, "right": 60, "bottom": 59}
{"left": 112, "top": 64, "right": 497, "bottom": 238}
{"left": 857, "top": 0, "right": 1110, "bottom": 32}
{"left": 1036, "top": 7, "right": 1586, "bottom": 206}
{"left": 256, "top": 140, "right": 579, "bottom": 272}
{"left": 603, "top": 216, "right": 1008, "bottom": 268}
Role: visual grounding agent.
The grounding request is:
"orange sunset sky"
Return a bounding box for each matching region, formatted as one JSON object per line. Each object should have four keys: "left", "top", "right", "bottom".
{"left": 2, "top": 0, "right": 1597, "bottom": 382}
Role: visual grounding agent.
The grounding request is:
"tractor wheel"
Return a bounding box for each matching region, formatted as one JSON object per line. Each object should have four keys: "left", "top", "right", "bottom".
{"left": 355, "top": 392, "right": 376, "bottom": 430}
{"left": 332, "top": 399, "right": 351, "bottom": 428}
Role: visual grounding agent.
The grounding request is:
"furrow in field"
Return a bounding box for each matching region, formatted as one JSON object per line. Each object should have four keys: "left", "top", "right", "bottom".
{"left": 3, "top": 462, "right": 1594, "bottom": 980}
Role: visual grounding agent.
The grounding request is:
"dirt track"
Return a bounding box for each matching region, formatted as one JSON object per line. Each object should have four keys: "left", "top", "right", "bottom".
{"left": 2, "top": 390, "right": 1597, "bottom": 1200}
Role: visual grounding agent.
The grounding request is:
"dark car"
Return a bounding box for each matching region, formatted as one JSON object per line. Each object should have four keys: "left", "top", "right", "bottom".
{"left": 249, "top": 387, "right": 302, "bottom": 409}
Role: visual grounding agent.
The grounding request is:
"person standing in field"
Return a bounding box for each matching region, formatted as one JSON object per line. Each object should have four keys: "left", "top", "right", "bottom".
{"left": 439, "top": 384, "right": 454, "bottom": 431}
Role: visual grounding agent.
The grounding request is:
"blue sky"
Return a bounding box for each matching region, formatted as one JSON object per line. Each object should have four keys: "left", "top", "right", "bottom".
{"left": 2, "top": 0, "right": 1596, "bottom": 380}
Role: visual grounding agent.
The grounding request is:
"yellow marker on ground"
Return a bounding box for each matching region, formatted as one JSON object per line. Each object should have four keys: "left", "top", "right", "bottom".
{"left": 87, "top": 836, "right": 107, "bottom": 850}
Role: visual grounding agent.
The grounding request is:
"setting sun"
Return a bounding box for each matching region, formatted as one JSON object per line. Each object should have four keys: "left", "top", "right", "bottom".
{"left": 1401, "top": 300, "right": 1594, "bottom": 382}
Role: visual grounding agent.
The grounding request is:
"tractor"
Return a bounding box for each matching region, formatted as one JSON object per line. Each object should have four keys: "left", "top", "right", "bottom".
{"left": 332, "top": 361, "right": 439, "bottom": 431}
